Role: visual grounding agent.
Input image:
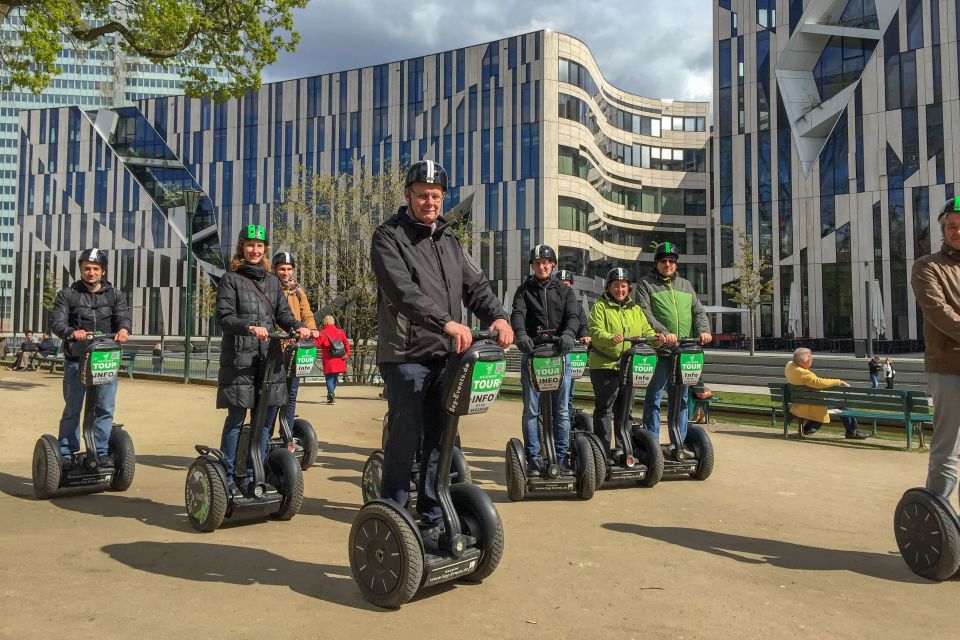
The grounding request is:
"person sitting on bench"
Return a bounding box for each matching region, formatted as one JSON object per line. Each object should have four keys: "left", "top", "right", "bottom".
{"left": 785, "top": 347, "right": 869, "bottom": 440}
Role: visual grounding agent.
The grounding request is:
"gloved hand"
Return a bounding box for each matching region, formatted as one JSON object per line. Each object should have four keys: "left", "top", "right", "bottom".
{"left": 516, "top": 334, "right": 535, "bottom": 354}
{"left": 559, "top": 334, "right": 576, "bottom": 355}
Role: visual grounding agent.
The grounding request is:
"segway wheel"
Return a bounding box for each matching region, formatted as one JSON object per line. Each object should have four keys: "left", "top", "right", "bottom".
{"left": 349, "top": 502, "right": 423, "bottom": 608}
{"left": 451, "top": 483, "right": 504, "bottom": 583}
{"left": 505, "top": 441, "right": 526, "bottom": 502}
{"left": 451, "top": 447, "right": 473, "bottom": 485}
{"left": 572, "top": 409, "right": 592, "bottom": 433}
{"left": 362, "top": 450, "right": 385, "bottom": 504}
{"left": 269, "top": 449, "right": 305, "bottom": 521}
{"left": 585, "top": 433, "right": 606, "bottom": 489}
{"left": 32, "top": 435, "right": 61, "bottom": 499}
{"left": 684, "top": 424, "right": 714, "bottom": 481}
{"left": 631, "top": 426, "right": 664, "bottom": 488}
{"left": 572, "top": 436, "right": 596, "bottom": 500}
{"left": 108, "top": 427, "right": 136, "bottom": 492}
{"left": 894, "top": 489, "right": 960, "bottom": 581}
{"left": 185, "top": 458, "right": 227, "bottom": 532}
{"left": 292, "top": 418, "right": 319, "bottom": 470}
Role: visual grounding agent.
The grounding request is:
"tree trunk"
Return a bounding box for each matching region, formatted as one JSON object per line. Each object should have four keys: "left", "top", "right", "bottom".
{"left": 749, "top": 309, "right": 756, "bottom": 356}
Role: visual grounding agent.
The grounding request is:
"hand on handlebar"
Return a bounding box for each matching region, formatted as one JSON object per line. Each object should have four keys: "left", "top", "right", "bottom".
{"left": 699, "top": 332, "right": 713, "bottom": 345}
{"left": 249, "top": 325, "right": 269, "bottom": 340}
{"left": 444, "top": 320, "right": 474, "bottom": 354}
{"left": 663, "top": 333, "right": 678, "bottom": 346}
{"left": 294, "top": 327, "right": 312, "bottom": 341}
{"left": 71, "top": 329, "right": 90, "bottom": 341}
{"left": 580, "top": 336, "right": 592, "bottom": 346}
{"left": 490, "top": 318, "right": 514, "bottom": 350}
{"left": 113, "top": 328, "right": 130, "bottom": 343}
{"left": 612, "top": 334, "right": 624, "bottom": 345}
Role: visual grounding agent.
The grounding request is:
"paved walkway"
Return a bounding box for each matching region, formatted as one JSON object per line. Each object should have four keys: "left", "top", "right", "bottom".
{"left": 0, "top": 371, "right": 956, "bottom": 638}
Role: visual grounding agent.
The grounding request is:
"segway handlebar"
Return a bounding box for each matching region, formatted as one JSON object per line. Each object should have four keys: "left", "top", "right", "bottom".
{"left": 533, "top": 328, "right": 562, "bottom": 345}
{"left": 624, "top": 336, "right": 662, "bottom": 345}
{"left": 473, "top": 329, "right": 499, "bottom": 341}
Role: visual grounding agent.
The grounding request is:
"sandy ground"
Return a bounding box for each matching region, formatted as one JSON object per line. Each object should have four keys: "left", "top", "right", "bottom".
{"left": 0, "top": 370, "right": 957, "bottom": 640}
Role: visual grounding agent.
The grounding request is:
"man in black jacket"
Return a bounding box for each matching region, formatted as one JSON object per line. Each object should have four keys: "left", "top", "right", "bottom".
{"left": 558, "top": 269, "right": 590, "bottom": 422}
{"left": 511, "top": 246, "right": 580, "bottom": 475}
{"left": 49, "top": 248, "right": 131, "bottom": 464}
{"left": 370, "top": 160, "right": 513, "bottom": 534}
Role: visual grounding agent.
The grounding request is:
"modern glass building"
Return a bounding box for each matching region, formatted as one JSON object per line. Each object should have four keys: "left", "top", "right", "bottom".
{"left": 0, "top": 9, "right": 227, "bottom": 332}
{"left": 14, "top": 30, "right": 710, "bottom": 335}
{"left": 714, "top": 0, "right": 952, "bottom": 341}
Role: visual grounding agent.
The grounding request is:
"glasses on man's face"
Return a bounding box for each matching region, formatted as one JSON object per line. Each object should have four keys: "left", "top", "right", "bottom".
{"left": 659, "top": 258, "right": 677, "bottom": 265}
{"left": 411, "top": 191, "right": 445, "bottom": 204}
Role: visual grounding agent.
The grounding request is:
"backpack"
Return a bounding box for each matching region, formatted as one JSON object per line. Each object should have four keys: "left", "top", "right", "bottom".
{"left": 328, "top": 332, "right": 346, "bottom": 358}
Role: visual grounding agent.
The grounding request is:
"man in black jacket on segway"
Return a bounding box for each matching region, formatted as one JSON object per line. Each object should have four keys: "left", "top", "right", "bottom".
{"left": 511, "top": 247, "right": 580, "bottom": 475}
{"left": 49, "top": 248, "right": 131, "bottom": 465}
{"left": 370, "top": 160, "right": 514, "bottom": 539}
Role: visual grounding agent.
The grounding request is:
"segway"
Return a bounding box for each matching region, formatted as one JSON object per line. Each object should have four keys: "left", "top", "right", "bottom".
{"left": 589, "top": 336, "right": 665, "bottom": 487}
{"left": 504, "top": 334, "right": 595, "bottom": 501}
{"left": 894, "top": 488, "right": 960, "bottom": 580}
{"left": 267, "top": 339, "right": 320, "bottom": 470}
{"left": 349, "top": 330, "right": 506, "bottom": 608}
{"left": 654, "top": 338, "right": 714, "bottom": 480}
{"left": 32, "top": 335, "right": 135, "bottom": 499}
{"left": 567, "top": 343, "right": 607, "bottom": 489}
{"left": 185, "top": 330, "right": 305, "bottom": 532}
{"left": 361, "top": 408, "right": 471, "bottom": 506}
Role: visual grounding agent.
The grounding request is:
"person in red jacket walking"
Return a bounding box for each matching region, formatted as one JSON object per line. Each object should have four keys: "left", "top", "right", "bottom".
{"left": 316, "top": 315, "right": 349, "bottom": 404}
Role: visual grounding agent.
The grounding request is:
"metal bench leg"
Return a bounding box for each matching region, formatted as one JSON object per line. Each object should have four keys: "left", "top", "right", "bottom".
{"left": 905, "top": 418, "right": 912, "bottom": 450}
{"left": 871, "top": 419, "right": 878, "bottom": 437}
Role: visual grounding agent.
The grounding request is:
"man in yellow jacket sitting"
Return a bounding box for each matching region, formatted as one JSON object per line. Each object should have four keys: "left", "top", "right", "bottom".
{"left": 785, "top": 347, "right": 869, "bottom": 439}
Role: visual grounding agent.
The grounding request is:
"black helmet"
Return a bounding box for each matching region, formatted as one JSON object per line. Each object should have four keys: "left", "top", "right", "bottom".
{"left": 239, "top": 224, "right": 268, "bottom": 243}
{"left": 556, "top": 269, "right": 575, "bottom": 283}
{"left": 78, "top": 248, "right": 108, "bottom": 270}
{"left": 605, "top": 267, "right": 632, "bottom": 286}
{"left": 405, "top": 160, "right": 448, "bottom": 192}
{"left": 529, "top": 244, "right": 558, "bottom": 264}
{"left": 654, "top": 241, "right": 680, "bottom": 262}
{"left": 272, "top": 252, "right": 295, "bottom": 268}
{"left": 939, "top": 197, "right": 960, "bottom": 223}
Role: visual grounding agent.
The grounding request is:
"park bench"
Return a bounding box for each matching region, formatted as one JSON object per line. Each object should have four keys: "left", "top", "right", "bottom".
{"left": 694, "top": 387, "right": 781, "bottom": 428}
{"left": 768, "top": 383, "right": 933, "bottom": 449}
{"left": 43, "top": 350, "right": 137, "bottom": 379}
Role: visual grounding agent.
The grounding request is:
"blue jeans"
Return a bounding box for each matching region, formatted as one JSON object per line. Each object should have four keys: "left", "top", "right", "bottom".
{"left": 220, "top": 406, "right": 272, "bottom": 483}
{"left": 520, "top": 353, "right": 571, "bottom": 464}
{"left": 869, "top": 374, "right": 879, "bottom": 388}
{"left": 58, "top": 360, "right": 118, "bottom": 458}
{"left": 284, "top": 375, "right": 300, "bottom": 426}
{"left": 380, "top": 359, "right": 447, "bottom": 526}
{"left": 325, "top": 373, "right": 338, "bottom": 398}
{"left": 642, "top": 357, "right": 689, "bottom": 449}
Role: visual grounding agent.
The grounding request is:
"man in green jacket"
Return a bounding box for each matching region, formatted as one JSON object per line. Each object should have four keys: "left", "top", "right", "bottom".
{"left": 636, "top": 242, "right": 711, "bottom": 451}
{"left": 912, "top": 198, "right": 960, "bottom": 500}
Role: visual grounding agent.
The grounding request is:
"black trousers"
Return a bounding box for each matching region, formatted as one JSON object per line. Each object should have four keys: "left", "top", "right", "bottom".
{"left": 590, "top": 369, "right": 622, "bottom": 454}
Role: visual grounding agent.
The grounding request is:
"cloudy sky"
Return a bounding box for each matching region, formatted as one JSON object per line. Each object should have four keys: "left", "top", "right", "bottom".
{"left": 263, "top": 0, "right": 713, "bottom": 102}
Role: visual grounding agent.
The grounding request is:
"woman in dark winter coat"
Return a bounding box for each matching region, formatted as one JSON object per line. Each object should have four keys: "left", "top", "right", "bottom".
{"left": 216, "top": 225, "right": 311, "bottom": 490}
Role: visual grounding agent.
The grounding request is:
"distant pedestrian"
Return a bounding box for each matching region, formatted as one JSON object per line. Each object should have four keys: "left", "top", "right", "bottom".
{"left": 152, "top": 342, "right": 162, "bottom": 373}
{"left": 883, "top": 357, "right": 896, "bottom": 389}
{"left": 868, "top": 356, "right": 881, "bottom": 388}
{"left": 316, "top": 315, "right": 349, "bottom": 404}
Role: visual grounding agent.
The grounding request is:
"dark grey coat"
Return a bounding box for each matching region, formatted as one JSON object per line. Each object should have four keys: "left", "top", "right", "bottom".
{"left": 216, "top": 264, "right": 305, "bottom": 409}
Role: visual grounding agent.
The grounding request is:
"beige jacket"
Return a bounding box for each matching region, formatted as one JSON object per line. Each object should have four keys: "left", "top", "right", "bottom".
{"left": 911, "top": 244, "right": 960, "bottom": 375}
{"left": 784, "top": 361, "right": 843, "bottom": 423}
{"left": 283, "top": 283, "right": 317, "bottom": 330}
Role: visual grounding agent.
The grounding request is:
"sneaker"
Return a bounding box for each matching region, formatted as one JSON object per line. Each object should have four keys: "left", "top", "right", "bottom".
{"left": 526, "top": 458, "right": 542, "bottom": 477}
{"left": 845, "top": 430, "right": 869, "bottom": 440}
{"left": 326, "top": 393, "right": 334, "bottom": 404}
{"left": 559, "top": 461, "right": 575, "bottom": 477}
{"left": 802, "top": 425, "right": 820, "bottom": 436}
{"left": 417, "top": 521, "right": 445, "bottom": 547}
{"left": 226, "top": 480, "right": 242, "bottom": 499}
{"left": 96, "top": 453, "right": 114, "bottom": 468}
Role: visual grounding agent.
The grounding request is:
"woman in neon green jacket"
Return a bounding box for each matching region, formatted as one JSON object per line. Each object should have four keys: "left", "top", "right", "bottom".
{"left": 588, "top": 268, "right": 663, "bottom": 454}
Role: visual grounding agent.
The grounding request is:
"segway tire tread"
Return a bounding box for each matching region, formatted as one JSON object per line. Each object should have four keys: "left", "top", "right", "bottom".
{"left": 292, "top": 418, "right": 319, "bottom": 470}
{"left": 685, "top": 424, "right": 714, "bottom": 481}
{"left": 505, "top": 442, "right": 526, "bottom": 502}
{"left": 573, "top": 436, "right": 596, "bottom": 500}
{"left": 272, "top": 459, "right": 305, "bottom": 521}
{"left": 584, "top": 433, "right": 606, "bottom": 489}
{"left": 185, "top": 458, "right": 227, "bottom": 532}
{"left": 362, "top": 450, "right": 385, "bottom": 505}
{"left": 895, "top": 490, "right": 960, "bottom": 581}
{"left": 349, "top": 502, "right": 423, "bottom": 608}
{"left": 109, "top": 428, "right": 136, "bottom": 492}
{"left": 32, "top": 435, "right": 61, "bottom": 499}
{"left": 631, "top": 426, "right": 664, "bottom": 488}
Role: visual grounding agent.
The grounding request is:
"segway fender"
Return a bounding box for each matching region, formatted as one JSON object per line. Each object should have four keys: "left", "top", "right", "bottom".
{"left": 368, "top": 498, "right": 425, "bottom": 557}
{"left": 267, "top": 446, "right": 301, "bottom": 489}
{"left": 450, "top": 483, "right": 499, "bottom": 551}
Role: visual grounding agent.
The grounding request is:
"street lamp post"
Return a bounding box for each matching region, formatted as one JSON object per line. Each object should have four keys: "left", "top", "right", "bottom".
{"left": 182, "top": 189, "right": 202, "bottom": 384}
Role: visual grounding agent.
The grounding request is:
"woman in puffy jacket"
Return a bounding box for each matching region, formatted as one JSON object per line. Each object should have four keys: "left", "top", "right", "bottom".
{"left": 315, "top": 315, "right": 350, "bottom": 404}
{"left": 216, "top": 225, "right": 311, "bottom": 493}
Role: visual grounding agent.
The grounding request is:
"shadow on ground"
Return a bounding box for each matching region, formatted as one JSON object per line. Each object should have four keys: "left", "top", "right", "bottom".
{"left": 714, "top": 425, "right": 912, "bottom": 452}
{"left": 0, "top": 376, "right": 44, "bottom": 391}
{"left": 101, "top": 540, "right": 378, "bottom": 610}
{"left": 603, "top": 522, "right": 928, "bottom": 584}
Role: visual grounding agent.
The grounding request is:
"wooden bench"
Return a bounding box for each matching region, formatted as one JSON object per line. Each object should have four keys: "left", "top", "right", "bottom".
{"left": 769, "top": 383, "right": 933, "bottom": 449}
{"left": 42, "top": 350, "right": 137, "bottom": 378}
{"left": 703, "top": 390, "right": 781, "bottom": 429}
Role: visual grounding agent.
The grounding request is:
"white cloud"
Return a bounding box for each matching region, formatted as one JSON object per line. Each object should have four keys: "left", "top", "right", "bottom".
{"left": 264, "top": 0, "right": 713, "bottom": 101}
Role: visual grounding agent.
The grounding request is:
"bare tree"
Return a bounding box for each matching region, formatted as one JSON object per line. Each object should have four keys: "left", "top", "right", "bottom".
{"left": 722, "top": 228, "right": 774, "bottom": 355}
{"left": 196, "top": 270, "right": 217, "bottom": 336}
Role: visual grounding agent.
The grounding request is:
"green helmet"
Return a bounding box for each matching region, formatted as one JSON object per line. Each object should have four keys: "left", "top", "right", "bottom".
{"left": 654, "top": 242, "right": 680, "bottom": 262}
{"left": 939, "top": 197, "right": 960, "bottom": 223}
{"left": 239, "top": 224, "right": 268, "bottom": 243}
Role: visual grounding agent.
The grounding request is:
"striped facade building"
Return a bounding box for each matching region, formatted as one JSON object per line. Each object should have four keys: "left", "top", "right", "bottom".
{"left": 714, "top": 0, "right": 958, "bottom": 341}
{"left": 13, "top": 30, "right": 709, "bottom": 336}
